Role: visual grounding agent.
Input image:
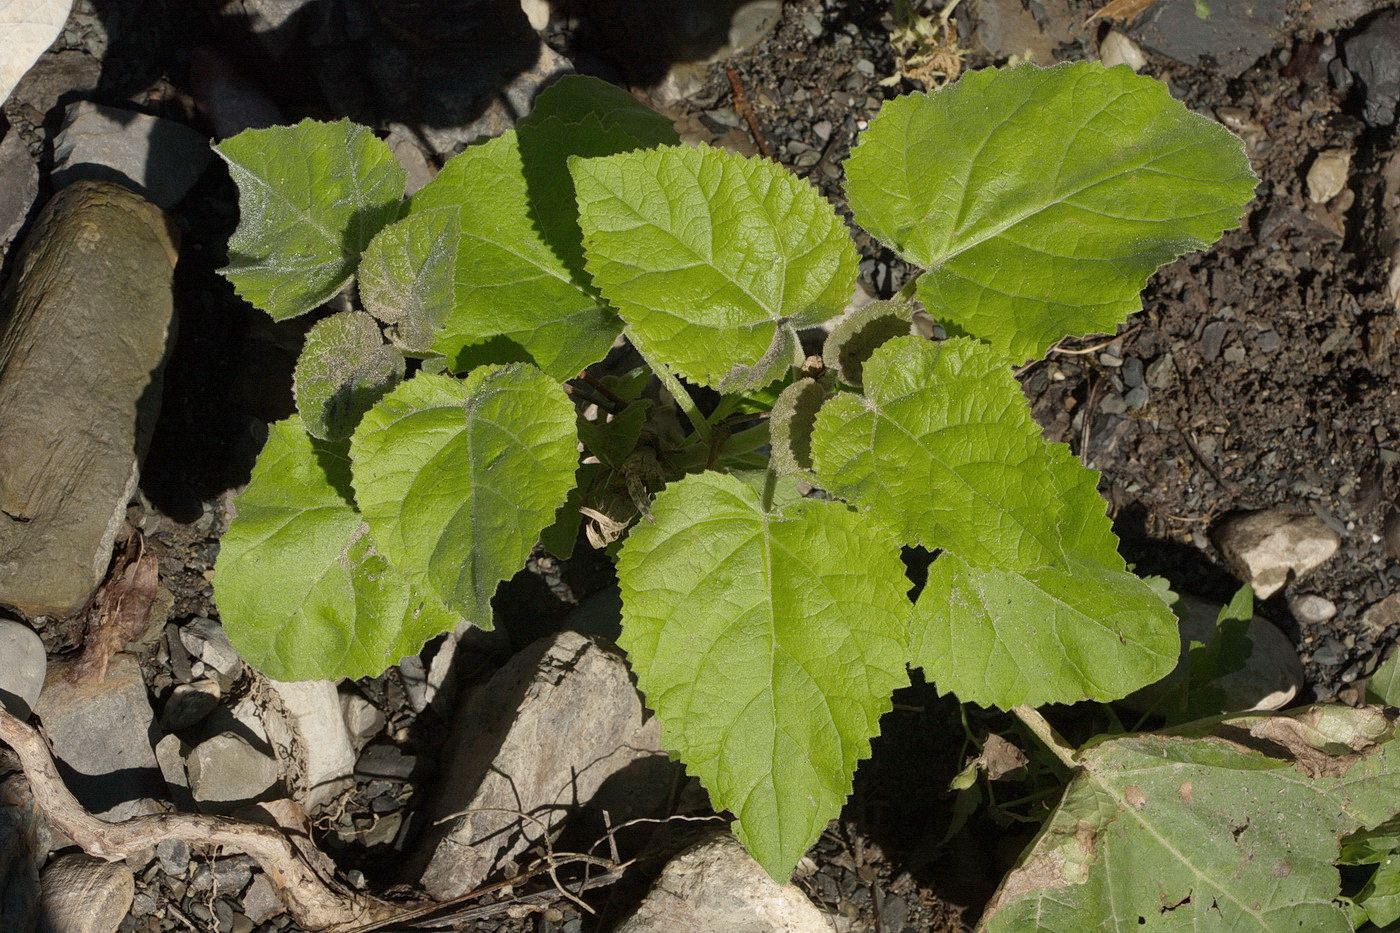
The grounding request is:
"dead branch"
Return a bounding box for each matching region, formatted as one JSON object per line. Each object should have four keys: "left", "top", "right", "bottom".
{"left": 0, "top": 707, "right": 410, "bottom": 931}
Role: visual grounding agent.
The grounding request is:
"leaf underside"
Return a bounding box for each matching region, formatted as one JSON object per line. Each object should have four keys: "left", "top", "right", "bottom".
{"left": 349, "top": 366, "right": 579, "bottom": 627}
{"left": 572, "top": 143, "right": 860, "bottom": 390}
{"left": 215, "top": 119, "right": 406, "bottom": 321}
{"left": 844, "top": 62, "right": 1257, "bottom": 364}
{"left": 812, "top": 336, "right": 1176, "bottom": 706}
{"left": 983, "top": 706, "right": 1400, "bottom": 932}
{"left": 212, "top": 420, "right": 456, "bottom": 681}
{"left": 617, "top": 471, "right": 910, "bottom": 880}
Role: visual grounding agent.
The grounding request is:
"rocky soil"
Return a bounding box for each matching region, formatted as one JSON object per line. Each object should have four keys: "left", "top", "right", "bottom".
{"left": 1, "top": 0, "right": 1399, "bottom": 931}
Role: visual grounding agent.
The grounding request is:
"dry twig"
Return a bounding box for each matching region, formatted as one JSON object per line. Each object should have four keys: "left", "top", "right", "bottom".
{"left": 726, "top": 67, "right": 773, "bottom": 161}
{"left": 0, "top": 707, "right": 408, "bottom": 931}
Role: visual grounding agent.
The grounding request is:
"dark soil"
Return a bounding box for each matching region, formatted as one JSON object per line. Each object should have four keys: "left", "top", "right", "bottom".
{"left": 4, "top": 0, "right": 1399, "bottom": 930}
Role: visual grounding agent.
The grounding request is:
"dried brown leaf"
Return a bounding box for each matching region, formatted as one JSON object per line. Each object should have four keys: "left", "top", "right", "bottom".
{"left": 1083, "top": 0, "right": 1158, "bottom": 29}
{"left": 75, "top": 534, "right": 159, "bottom": 683}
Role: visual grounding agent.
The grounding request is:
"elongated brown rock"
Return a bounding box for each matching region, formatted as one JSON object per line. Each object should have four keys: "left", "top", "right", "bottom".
{"left": 0, "top": 181, "right": 178, "bottom": 617}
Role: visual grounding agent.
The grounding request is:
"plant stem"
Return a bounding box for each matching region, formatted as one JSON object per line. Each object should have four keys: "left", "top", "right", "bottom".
{"left": 630, "top": 334, "right": 711, "bottom": 446}
{"left": 1012, "top": 705, "right": 1078, "bottom": 771}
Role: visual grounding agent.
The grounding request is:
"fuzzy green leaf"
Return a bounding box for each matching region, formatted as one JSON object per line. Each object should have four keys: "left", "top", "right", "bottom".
{"left": 407, "top": 82, "right": 671, "bottom": 383}
{"left": 215, "top": 119, "right": 406, "bottom": 321}
{"left": 811, "top": 336, "right": 1176, "bottom": 706}
{"left": 983, "top": 706, "right": 1400, "bottom": 932}
{"left": 769, "top": 377, "right": 829, "bottom": 477}
{"left": 212, "top": 420, "right": 457, "bottom": 681}
{"left": 821, "top": 299, "right": 914, "bottom": 388}
{"left": 349, "top": 367, "right": 578, "bottom": 626}
{"left": 357, "top": 207, "right": 460, "bottom": 353}
{"left": 517, "top": 74, "right": 680, "bottom": 278}
{"left": 845, "top": 63, "right": 1256, "bottom": 364}
{"left": 617, "top": 471, "right": 910, "bottom": 879}
{"left": 572, "top": 144, "right": 860, "bottom": 390}
{"left": 293, "top": 310, "right": 404, "bottom": 440}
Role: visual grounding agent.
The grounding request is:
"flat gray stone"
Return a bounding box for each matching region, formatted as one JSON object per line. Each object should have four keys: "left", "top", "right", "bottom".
{"left": 0, "top": 131, "right": 38, "bottom": 248}
{"left": 0, "top": 618, "right": 44, "bottom": 718}
{"left": 1129, "top": 0, "right": 1285, "bottom": 77}
{"left": 264, "top": 678, "right": 356, "bottom": 814}
{"left": 615, "top": 831, "right": 832, "bottom": 933}
{"left": 52, "top": 102, "right": 212, "bottom": 210}
{"left": 1344, "top": 9, "right": 1400, "bottom": 127}
{"left": 1211, "top": 510, "right": 1340, "bottom": 599}
{"left": 0, "top": 182, "right": 177, "bottom": 617}
{"left": 178, "top": 617, "right": 244, "bottom": 685}
{"left": 38, "top": 853, "right": 133, "bottom": 933}
{"left": 3, "top": 50, "right": 101, "bottom": 122}
{"left": 339, "top": 689, "right": 385, "bottom": 753}
{"left": 33, "top": 654, "right": 165, "bottom": 821}
{"left": 186, "top": 733, "right": 279, "bottom": 813}
{"left": 416, "top": 631, "right": 667, "bottom": 899}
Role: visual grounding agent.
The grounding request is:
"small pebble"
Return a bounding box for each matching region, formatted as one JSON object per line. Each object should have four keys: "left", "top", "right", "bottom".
{"left": 801, "top": 12, "right": 823, "bottom": 38}
{"left": 1201, "top": 321, "right": 1228, "bottom": 361}
{"left": 1120, "top": 356, "right": 1144, "bottom": 387}
{"left": 1306, "top": 148, "right": 1351, "bottom": 204}
{"left": 1223, "top": 345, "right": 1247, "bottom": 364}
{"left": 1311, "top": 637, "right": 1346, "bottom": 667}
{"left": 1255, "top": 330, "right": 1282, "bottom": 353}
{"left": 1124, "top": 385, "right": 1149, "bottom": 410}
{"left": 1290, "top": 593, "right": 1337, "bottom": 624}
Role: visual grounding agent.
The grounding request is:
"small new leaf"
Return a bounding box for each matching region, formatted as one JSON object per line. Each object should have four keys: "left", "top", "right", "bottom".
{"left": 617, "top": 471, "right": 910, "bottom": 880}
{"left": 293, "top": 310, "right": 404, "bottom": 441}
{"left": 845, "top": 63, "right": 1256, "bottom": 364}
{"left": 215, "top": 119, "right": 406, "bottom": 321}
{"left": 573, "top": 144, "right": 859, "bottom": 390}
{"left": 349, "top": 367, "right": 579, "bottom": 627}
{"left": 358, "top": 207, "right": 460, "bottom": 353}
{"left": 212, "top": 420, "right": 457, "bottom": 681}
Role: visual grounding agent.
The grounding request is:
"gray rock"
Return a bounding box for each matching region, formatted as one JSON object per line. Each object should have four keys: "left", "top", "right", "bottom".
{"left": 3, "top": 50, "right": 101, "bottom": 122}
{"left": 339, "top": 689, "right": 385, "bottom": 752}
{"left": 0, "top": 618, "right": 44, "bottom": 718}
{"left": 159, "top": 680, "right": 221, "bottom": 732}
{"left": 33, "top": 654, "right": 165, "bottom": 821}
{"left": 155, "top": 838, "right": 190, "bottom": 877}
{"left": 0, "top": 182, "right": 177, "bottom": 617}
{"left": 178, "top": 618, "right": 244, "bottom": 683}
{"left": 1211, "top": 510, "right": 1341, "bottom": 599}
{"left": 385, "top": 129, "right": 437, "bottom": 196}
{"left": 417, "top": 632, "right": 667, "bottom": 899}
{"left": 38, "top": 853, "right": 133, "bottom": 933}
{"left": 1128, "top": 0, "right": 1285, "bottom": 77}
{"left": 614, "top": 831, "right": 833, "bottom": 933}
{"left": 0, "top": 774, "right": 43, "bottom": 933}
{"left": 1360, "top": 594, "right": 1400, "bottom": 639}
{"left": 242, "top": 872, "right": 284, "bottom": 924}
{"left": 153, "top": 734, "right": 196, "bottom": 811}
{"left": 52, "top": 102, "right": 211, "bottom": 210}
{"left": 1099, "top": 29, "right": 1147, "bottom": 72}
{"left": 1289, "top": 593, "right": 1337, "bottom": 625}
{"left": 1124, "top": 593, "right": 1303, "bottom": 715}
{"left": 264, "top": 679, "right": 356, "bottom": 814}
{"left": 185, "top": 733, "right": 279, "bottom": 813}
{"left": 1344, "top": 9, "right": 1400, "bottom": 127}
{"left": 0, "top": 131, "right": 38, "bottom": 249}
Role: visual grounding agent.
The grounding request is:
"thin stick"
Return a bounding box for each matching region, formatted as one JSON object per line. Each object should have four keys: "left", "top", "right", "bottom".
{"left": 1049, "top": 325, "right": 1142, "bottom": 356}
{"left": 726, "top": 67, "right": 774, "bottom": 161}
{"left": 578, "top": 370, "right": 626, "bottom": 409}
{"left": 0, "top": 707, "right": 403, "bottom": 932}
{"left": 1011, "top": 706, "right": 1078, "bottom": 771}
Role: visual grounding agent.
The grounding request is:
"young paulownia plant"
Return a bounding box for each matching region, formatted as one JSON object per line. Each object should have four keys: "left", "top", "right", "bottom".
{"left": 212, "top": 65, "right": 1267, "bottom": 891}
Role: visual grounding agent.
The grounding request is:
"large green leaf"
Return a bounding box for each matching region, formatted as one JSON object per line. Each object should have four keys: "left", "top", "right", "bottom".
{"left": 983, "top": 706, "right": 1400, "bottom": 931}
{"left": 406, "top": 80, "right": 671, "bottom": 383}
{"left": 811, "top": 336, "right": 1176, "bottom": 706}
{"left": 292, "top": 310, "right": 404, "bottom": 440}
{"left": 349, "top": 367, "right": 578, "bottom": 626}
{"left": 516, "top": 74, "right": 680, "bottom": 278}
{"left": 215, "top": 119, "right": 406, "bottom": 321}
{"left": 212, "top": 420, "right": 457, "bottom": 681}
{"left": 572, "top": 144, "right": 860, "bottom": 390}
{"left": 912, "top": 551, "right": 1178, "bottom": 707}
{"left": 617, "top": 471, "right": 910, "bottom": 879}
{"left": 845, "top": 63, "right": 1256, "bottom": 364}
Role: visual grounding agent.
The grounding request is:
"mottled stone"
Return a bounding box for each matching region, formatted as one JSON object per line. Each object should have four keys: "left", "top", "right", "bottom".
{"left": 38, "top": 853, "right": 133, "bottom": 933}
{"left": 615, "top": 831, "right": 833, "bottom": 933}
{"left": 0, "top": 182, "right": 177, "bottom": 617}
